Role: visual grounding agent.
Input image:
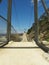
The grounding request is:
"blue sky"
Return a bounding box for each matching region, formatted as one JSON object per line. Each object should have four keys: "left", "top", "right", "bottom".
{"left": 0, "top": 0, "right": 49, "bottom": 33}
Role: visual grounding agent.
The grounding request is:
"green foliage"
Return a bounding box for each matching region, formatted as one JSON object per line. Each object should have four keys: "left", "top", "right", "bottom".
{"left": 27, "top": 23, "right": 35, "bottom": 34}
{"left": 46, "top": 38, "right": 49, "bottom": 42}
{"left": 27, "top": 28, "right": 32, "bottom": 34}
{"left": 27, "top": 10, "right": 49, "bottom": 41}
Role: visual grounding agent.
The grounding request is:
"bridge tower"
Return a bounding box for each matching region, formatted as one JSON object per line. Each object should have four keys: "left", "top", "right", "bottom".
{"left": 7, "top": 0, "right": 12, "bottom": 42}
{"left": 34, "top": 0, "right": 39, "bottom": 44}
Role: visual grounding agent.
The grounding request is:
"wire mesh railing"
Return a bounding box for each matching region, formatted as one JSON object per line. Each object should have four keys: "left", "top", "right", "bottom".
{"left": 0, "top": 16, "right": 7, "bottom": 46}
{"left": 0, "top": 15, "right": 19, "bottom": 47}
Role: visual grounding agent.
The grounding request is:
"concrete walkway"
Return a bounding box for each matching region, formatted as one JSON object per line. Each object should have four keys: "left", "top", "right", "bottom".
{"left": 4, "top": 41, "right": 38, "bottom": 47}
{"left": 0, "top": 33, "right": 49, "bottom": 65}
{"left": 0, "top": 47, "right": 49, "bottom": 65}
{"left": 0, "top": 41, "right": 49, "bottom": 65}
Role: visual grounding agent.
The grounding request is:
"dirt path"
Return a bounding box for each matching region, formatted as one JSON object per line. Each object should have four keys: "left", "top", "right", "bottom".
{"left": 21, "top": 33, "right": 28, "bottom": 42}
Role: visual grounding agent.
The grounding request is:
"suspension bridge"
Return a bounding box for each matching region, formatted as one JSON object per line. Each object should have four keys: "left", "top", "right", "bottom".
{"left": 0, "top": 0, "right": 49, "bottom": 65}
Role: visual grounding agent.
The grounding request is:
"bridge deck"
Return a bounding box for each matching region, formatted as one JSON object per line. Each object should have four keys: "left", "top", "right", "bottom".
{"left": 0, "top": 46, "right": 49, "bottom": 65}
{"left": 0, "top": 33, "right": 49, "bottom": 65}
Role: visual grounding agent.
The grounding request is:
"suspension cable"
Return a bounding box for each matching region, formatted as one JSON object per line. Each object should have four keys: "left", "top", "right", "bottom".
{"left": 41, "top": 0, "right": 49, "bottom": 15}
{"left": 0, "top": 15, "right": 17, "bottom": 33}
{"left": 13, "top": 0, "right": 21, "bottom": 31}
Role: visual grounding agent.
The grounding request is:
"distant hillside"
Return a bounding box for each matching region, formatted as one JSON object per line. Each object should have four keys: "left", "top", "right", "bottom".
{"left": 27, "top": 10, "right": 49, "bottom": 41}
